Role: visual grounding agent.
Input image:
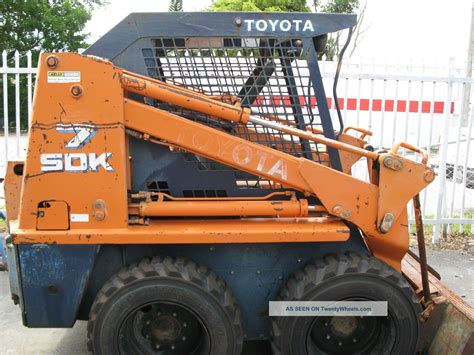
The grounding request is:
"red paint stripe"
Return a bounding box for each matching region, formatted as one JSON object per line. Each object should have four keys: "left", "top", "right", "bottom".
{"left": 254, "top": 96, "right": 454, "bottom": 114}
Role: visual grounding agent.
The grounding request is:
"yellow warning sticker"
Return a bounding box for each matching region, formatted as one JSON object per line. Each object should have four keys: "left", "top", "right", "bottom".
{"left": 47, "top": 71, "right": 81, "bottom": 83}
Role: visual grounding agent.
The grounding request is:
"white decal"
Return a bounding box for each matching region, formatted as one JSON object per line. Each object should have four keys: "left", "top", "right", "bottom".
{"left": 89, "top": 153, "right": 113, "bottom": 171}
{"left": 47, "top": 71, "right": 81, "bottom": 83}
{"left": 244, "top": 19, "right": 314, "bottom": 32}
{"left": 40, "top": 123, "right": 114, "bottom": 172}
{"left": 256, "top": 152, "right": 268, "bottom": 172}
{"left": 70, "top": 213, "right": 89, "bottom": 222}
{"left": 56, "top": 124, "right": 96, "bottom": 149}
{"left": 267, "top": 159, "right": 288, "bottom": 180}
{"left": 64, "top": 153, "right": 88, "bottom": 171}
{"left": 41, "top": 153, "right": 63, "bottom": 171}
{"left": 41, "top": 153, "right": 113, "bottom": 172}
{"left": 232, "top": 145, "right": 252, "bottom": 165}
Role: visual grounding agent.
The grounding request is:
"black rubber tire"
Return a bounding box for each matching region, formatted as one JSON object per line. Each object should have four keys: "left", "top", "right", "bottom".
{"left": 270, "top": 252, "right": 422, "bottom": 355}
{"left": 87, "top": 256, "right": 244, "bottom": 355}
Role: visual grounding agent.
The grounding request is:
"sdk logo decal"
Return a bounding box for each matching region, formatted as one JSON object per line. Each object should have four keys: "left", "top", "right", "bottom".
{"left": 40, "top": 124, "right": 113, "bottom": 172}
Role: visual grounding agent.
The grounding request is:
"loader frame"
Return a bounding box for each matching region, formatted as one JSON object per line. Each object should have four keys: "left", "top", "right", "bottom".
{"left": 5, "top": 12, "right": 457, "bottom": 349}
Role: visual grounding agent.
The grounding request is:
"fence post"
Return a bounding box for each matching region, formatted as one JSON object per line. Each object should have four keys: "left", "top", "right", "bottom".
{"left": 15, "top": 51, "right": 20, "bottom": 157}
{"left": 27, "top": 51, "right": 32, "bottom": 127}
{"left": 433, "top": 57, "right": 455, "bottom": 243}
{"left": 2, "top": 50, "right": 8, "bottom": 166}
{"left": 460, "top": 100, "right": 474, "bottom": 232}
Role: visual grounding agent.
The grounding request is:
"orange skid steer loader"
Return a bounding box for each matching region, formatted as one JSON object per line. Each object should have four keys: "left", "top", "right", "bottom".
{"left": 3, "top": 12, "right": 473, "bottom": 354}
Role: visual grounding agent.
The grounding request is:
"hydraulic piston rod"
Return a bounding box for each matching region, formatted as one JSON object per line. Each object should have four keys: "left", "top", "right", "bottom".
{"left": 248, "top": 114, "right": 379, "bottom": 161}
{"left": 129, "top": 199, "right": 309, "bottom": 218}
{"left": 121, "top": 70, "right": 378, "bottom": 161}
{"left": 121, "top": 71, "right": 251, "bottom": 124}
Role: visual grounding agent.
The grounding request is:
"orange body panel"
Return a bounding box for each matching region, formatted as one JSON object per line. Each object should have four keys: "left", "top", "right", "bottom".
{"left": 4, "top": 161, "right": 23, "bottom": 222}
{"left": 11, "top": 217, "right": 350, "bottom": 244}
{"left": 8, "top": 53, "right": 435, "bottom": 272}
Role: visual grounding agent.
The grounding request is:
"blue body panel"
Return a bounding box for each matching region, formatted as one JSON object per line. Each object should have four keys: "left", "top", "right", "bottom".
{"left": 17, "top": 236, "right": 367, "bottom": 337}
{"left": 18, "top": 245, "right": 97, "bottom": 327}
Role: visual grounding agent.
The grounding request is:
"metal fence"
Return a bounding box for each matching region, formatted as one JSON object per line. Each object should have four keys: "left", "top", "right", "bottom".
{"left": 0, "top": 50, "right": 473, "bottom": 241}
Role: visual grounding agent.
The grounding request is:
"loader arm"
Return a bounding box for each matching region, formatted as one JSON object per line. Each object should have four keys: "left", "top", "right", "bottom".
{"left": 120, "top": 70, "right": 433, "bottom": 270}
{"left": 10, "top": 53, "right": 434, "bottom": 272}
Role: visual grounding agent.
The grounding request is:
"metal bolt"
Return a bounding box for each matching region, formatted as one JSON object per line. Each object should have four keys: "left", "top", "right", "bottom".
{"left": 94, "top": 210, "right": 106, "bottom": 221}
{"left": 332, "top": 205, "right": 352, "bottom": 219}
{"left": 230, "top": 270, "right": 235, "bottom": 275}
{"left": 295, "top": 39, "right": 303, "bottom": 47}
{"left": 278, "top": 275, "right": 283, "bottom": 280}
{"left": 379, "top": 212, "right": 395, "bottom": 233}
{"left": 171, "top": 345, "right": 175, "bottom": 350}
{"left": 297, "top": 258, "right": 302, "bottom": 263}
{"left": 155, "top": 344, "right": 160, "bottom": 349}
{"left": 146, "top": 320, "right": 151, "bottom": 325}
{"left": 94, "top": 199, "right": 106, "bottom": 209}
{"left": 353, "top": 338, "right": 357, "bottom": 343}
{"left": 145, "top": 335, "right": 150, "bottom": 339}
{"left": 172, "top": 313, "right": 177, "bottom": 317}
{"left": 326, "top": 334, "right": 331, "bottom": 340}
{"left": 70, "top": 85, "right": 83, "bottom": 98}
{"left": 324, "top": 321, "right": 328, "bottom": 326}
{"left": 235, "top": 17, "right": 242, "bottom": 27}
{"left": 256, "top": 270, "right": 261, "bottom": 275}
{"left": 338, "top": 341, "right": 342, "bottom": 346}
{"left": 183, "top": 322, "right": 187, "bottom": 327}
{"left": 424, "top": 169, "right": 435, "bottom": 182}
{"left": 383, "top": 156, "right": 403, "bottom": 170}
{"left": 182, "top": 336, "right": 186, "bottom": 341}
{"left": 46, "top": 55, "right": 59, "bottom": 68}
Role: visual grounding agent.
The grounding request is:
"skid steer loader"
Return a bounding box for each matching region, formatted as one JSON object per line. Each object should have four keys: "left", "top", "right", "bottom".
{"left": 3, "top": 12, "right": 473, "bottom": 354}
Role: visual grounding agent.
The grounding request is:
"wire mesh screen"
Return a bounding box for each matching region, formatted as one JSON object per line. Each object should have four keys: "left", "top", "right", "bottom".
{"left": 141, "top": 37, "right": 330, "bottom": 168}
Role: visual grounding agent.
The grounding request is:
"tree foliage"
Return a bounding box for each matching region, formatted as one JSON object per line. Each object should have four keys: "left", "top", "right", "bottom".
{"left": 317, "top": 0, "right": 365, "bottom": 60}
{"left": 0, "top": 0, "right": 104, "bottom": 52}
{"left": 319, "top": 0, "right": 359, "bottom": 14}
{"left": 169, "top": 0, "right": 183, "bottom": 12}
{"left": 0, "top": 0, "right": 105, "bottom": 130}
{"left": 208, "top": 0, "right": 310, "bottom": 12}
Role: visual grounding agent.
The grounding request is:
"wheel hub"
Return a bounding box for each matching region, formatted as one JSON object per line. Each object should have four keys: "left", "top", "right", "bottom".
{"left": 151, "top": 315, "right": 182, "bottom": 343}
{"left": 120, "top": 302, "right": 206, "bottom": 353}
{"left": 310, "top": 315, "right": 382, "bottom": 353}
{"left": 329, "top": 316, "right": 357, "bottom": 337}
